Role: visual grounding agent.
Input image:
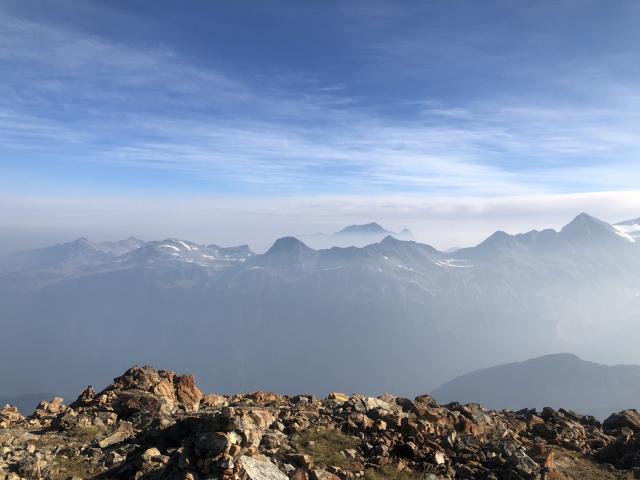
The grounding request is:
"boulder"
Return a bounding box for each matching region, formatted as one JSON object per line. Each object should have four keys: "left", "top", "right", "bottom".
{"left": 71, "top": 385, "right": 96, "bottom": 407}
{"left": 361, "top": 397, "right": 393, "bottom": 412}
{"left": 194, "top": 431, "right": 232, "bottom": 457}
{"left": 290, "top": 470, "right": 310, "bottom": 480}
{"left": 0, "top": 405, "right": 24, "bottom": 428}
{"left": 238, "top": 455, "right": 288, "bottom": 480}
{"left": 327, "top": 392, "right": 349, "bottom": 403}
{"left": 246, "top": 392, "right": 283, "bottom": 404}
{"left": 603, "top": 410, "right": 640, "bottom": 433}
{"left": 202, "top": 394, "right": 229, "bottom": 408}
{"left": 310, "top": 469, "right": 341, "bottom": 480}
{"left": 97, "top": 421, "right": 134, "bottom": 448}
{"left": 175, "top": 374, "right": 203, "bottom": 412}
{"left": 34, "top": 397, "right": 66, "bottom": 418}
{"left": 113, "top": 388, "right": 174, "bottom": 418}
{"left": 95, "top": 366, "right": 209, "bottom": 418}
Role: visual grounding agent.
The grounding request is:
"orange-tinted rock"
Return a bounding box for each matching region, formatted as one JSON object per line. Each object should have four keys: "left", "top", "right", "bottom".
{"left": 0, "top": 404, "right": 25, "bottom": 428}
{"left": 202, "top": 394, "right": 229, "bottom": 408}
{"left": 175, "top": 374, "right": 203, "bottom": 412}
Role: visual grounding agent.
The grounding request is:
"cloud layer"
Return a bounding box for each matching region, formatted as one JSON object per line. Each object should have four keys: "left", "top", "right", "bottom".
{"left": 1, "top": 2, "right": 640, "bottom": 197}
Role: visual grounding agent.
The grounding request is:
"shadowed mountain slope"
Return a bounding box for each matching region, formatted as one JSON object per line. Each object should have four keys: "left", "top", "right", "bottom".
{"left": 432, "top": 353, "right": 640, "bottom": 419}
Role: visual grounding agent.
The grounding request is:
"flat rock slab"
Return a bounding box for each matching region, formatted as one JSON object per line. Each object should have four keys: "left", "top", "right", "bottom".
{"left": 239, "top": 455, "right": 288, "bottom": 480}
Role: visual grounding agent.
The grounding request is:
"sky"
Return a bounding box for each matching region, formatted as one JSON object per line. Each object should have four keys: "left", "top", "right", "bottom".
{"left": 1, "top": 0, "right": 640, "bottom": 253}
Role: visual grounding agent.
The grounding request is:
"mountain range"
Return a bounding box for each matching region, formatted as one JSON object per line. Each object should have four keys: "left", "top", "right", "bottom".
{"left": 2, "top": 214, "right": 640, "bottom": 402}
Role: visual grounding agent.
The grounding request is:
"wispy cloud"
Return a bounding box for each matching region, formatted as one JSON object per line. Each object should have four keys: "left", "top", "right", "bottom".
{"left": 1, "top": 4, "right": 640, "bottom": 196}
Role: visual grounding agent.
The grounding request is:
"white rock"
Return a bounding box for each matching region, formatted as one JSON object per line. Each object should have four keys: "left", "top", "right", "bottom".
{"left": 239, "top": 455, "right": 288, "bottom": 480}
{"left": 362, "top": 397, "right": 392, "bottom": 412}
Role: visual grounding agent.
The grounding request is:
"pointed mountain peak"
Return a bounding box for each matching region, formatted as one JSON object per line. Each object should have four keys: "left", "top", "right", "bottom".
{"left": 455, "top": 230, "right": 521, "bottom": 257}
{"left": 66, "top": 237, "right": 98, "bottom": 251}
{"left": 562, "top": 213, "right": 612, "bottom": 233}
{"left": 337, "top": 222, "right": 389, "bottom": 235}
{"left": 477, "top": 230, "right": 514, "bottom": 247}
{"left": 561, "top": 213, "right": 635, "bottom": 243}
{"left": 570, "top": 212, "right": 602, "bottom": 224}
{"left": 266, "top": 236, "right": 314, "bottom": 255}
{"left": 380, "top": 234, "right": 402, "bottom": 244}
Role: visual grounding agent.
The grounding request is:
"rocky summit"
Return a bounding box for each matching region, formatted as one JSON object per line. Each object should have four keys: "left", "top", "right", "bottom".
{"left": 2, "top": 367, "right": 640, "bottom": 480}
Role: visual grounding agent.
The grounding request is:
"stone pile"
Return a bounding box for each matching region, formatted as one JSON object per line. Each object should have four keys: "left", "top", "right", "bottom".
{"left": 1, "top": 366, "right": 638, "bottom": 479}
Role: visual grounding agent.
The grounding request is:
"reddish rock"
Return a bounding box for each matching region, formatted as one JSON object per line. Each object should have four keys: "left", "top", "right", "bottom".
{"left": 175, "top": 374, "right": 204, "bottom": 412}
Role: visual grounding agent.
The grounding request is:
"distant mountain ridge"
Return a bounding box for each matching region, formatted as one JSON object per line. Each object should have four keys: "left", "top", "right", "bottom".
{"left": 1, "top": 213, "right": 640, "bottom": 401}
{"left": 0, "top": 236, "right": 254, "bottom": 284}
{"left": 336, "top": 222, "right": 411, "bottom": 236}
{"left": 299, "top": 222, "right": 413, "bottom": 248}
{"left": 432, "top": 353, "right": 640, "bottom": 419}
{"left": 94, "top": 237, "right": 145, "bottom": 256}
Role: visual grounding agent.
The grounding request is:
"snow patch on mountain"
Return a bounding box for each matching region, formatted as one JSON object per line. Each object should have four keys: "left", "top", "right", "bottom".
{"left": 435, "top": 259, "right": 474, "bottom": 268}
{"left": 615, "top": 218, "right": 640, "bottom": 241}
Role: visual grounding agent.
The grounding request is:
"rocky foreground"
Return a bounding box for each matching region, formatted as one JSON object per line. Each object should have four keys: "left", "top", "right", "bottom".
{"left": 2, "top": 367, "right": 640, "bottom": 479}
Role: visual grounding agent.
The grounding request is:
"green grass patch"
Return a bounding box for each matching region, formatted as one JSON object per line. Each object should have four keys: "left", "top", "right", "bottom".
{"left": 71, "top": 423, "right": 109, "bottom": 443}
{"left": 48, "top": 456, "right": 106, "bottom": 480}
{"left": 553, "top": 449, "right": 634, "bottom": 480}
{"left": 294, "top": 429, "right": 360, "bottom": 470}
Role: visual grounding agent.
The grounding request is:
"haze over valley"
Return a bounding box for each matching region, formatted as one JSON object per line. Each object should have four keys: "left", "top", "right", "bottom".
{"left": 3, "top": 213, "right": 640, "bottom": 409}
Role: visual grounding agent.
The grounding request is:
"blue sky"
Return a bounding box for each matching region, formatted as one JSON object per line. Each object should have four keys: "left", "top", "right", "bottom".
{"left": 1, "top": 1, "right": 640, "bottom": 251}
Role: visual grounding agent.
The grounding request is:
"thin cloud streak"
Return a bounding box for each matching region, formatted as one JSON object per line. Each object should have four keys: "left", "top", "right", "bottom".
{"left": 1, "top": 5, "right": 640, "bottom": 196}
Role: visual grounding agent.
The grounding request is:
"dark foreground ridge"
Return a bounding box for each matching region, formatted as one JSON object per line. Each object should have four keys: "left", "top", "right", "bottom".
{"left": 2, "top": 367, "right": 640, "bottom": 480}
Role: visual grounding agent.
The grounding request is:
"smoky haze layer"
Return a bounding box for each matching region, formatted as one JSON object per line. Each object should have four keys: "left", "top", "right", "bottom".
{"left": 1, "top": 214, "right": 640, "bottom": 402}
